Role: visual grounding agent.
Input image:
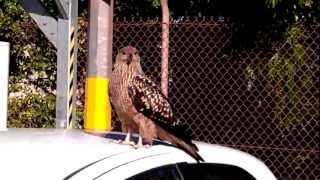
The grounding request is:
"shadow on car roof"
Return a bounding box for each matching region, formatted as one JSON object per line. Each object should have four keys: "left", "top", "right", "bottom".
{"left": 88, "top": 131, "right": 175, "bottom": 147}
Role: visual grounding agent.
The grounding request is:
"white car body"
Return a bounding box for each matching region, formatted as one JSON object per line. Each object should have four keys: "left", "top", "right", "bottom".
{"left": 0, "top": 129, "right": 277, "bottom": 180}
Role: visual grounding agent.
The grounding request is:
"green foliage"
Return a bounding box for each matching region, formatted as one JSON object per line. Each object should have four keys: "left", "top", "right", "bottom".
{"left": 267, "top": 24, "right": 315, "bottom": 129}
{"left": 114, "top": 0, "right": 161, "bottom": 17}
{"left": 266, "top": 0, "right": 314, "bottom": 8}
{"left": 8, "top": 92, "right": 55, "bottom": 128}
{"left": 1, "top": 0, "right": 317, "bottom": 130}
{"left": 151, "top": 0, "right": 161, "bottom": 8}
{"left": 265, "top": 0, "right": 319, "bottom": 24}
{"left": 0, "top": 0, "right": 57, "bottom": 127}
{"left": 265, "top": 0, "right": 278, "bottom": 8}
{"left": 0, "top": 0, "right": 88, "bottom": 128}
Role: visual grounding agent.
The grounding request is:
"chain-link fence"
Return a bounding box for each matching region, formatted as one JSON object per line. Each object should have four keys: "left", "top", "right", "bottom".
{"left": 77, "top": 17, "right": 319, "bottom": 179}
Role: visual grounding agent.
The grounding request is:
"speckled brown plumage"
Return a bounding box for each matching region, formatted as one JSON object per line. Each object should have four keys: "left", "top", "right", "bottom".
{"left": 109, "top": 46, "right": 143, "bottom": 134}
{"left": 110, "top": 46, "right": 203, "bottom": 162}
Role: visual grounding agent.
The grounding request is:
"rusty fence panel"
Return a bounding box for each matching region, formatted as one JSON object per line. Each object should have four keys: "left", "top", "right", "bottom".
{"left": 77, "top": 18, "right": 319, "bottom": 179}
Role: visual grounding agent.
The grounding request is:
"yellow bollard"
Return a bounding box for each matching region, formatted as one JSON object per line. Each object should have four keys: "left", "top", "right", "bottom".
{"left": 84, "top": 0, "right": 114, "bottom": 133}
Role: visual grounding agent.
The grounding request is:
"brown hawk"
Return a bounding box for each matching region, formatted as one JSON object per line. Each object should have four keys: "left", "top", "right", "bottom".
{"left": 109, "top": 46, "right": 203, "bottom": 162}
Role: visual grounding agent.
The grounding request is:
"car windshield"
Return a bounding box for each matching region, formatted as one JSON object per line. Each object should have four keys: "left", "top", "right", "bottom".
{"left": 127, "top": 163, "right": 256, "bottom": 180}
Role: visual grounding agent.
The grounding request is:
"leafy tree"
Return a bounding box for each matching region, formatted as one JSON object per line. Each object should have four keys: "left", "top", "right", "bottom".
{"left": 111, "top": 0, "right": 319, "bottom": 49}
{"left": 114, "top": 0, "right": 161, "bottom": 17}
{"left": 1, "top": 0, "right": 318, "bottom": 128}
{"left": 0, "top": 0, "right": 56, "bottom": 127}
{"left": 267, "top": 23, "right": 317, "bottom": 129}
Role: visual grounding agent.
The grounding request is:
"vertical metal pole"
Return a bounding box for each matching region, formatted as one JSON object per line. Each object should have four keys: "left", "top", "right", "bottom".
{"left": 0, "top": 42, "right": 9, "bottom": 131}
{"left": 69, "top": 0, "right": 78, "bottom": 129}
{"left": 56, "top": 19, "right": 69, "bottom": 128}
{"left": 85, "top": 0, "right": 113, "bottom": 132}
{"left": 56, "top": 0, "right": 78, "bottom": 128}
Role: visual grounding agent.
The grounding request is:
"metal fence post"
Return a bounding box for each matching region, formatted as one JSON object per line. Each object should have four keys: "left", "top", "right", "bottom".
{"left": 56, "top": 0, "right": 78, "bottom": 128}
{"left": 0, "top": 42, "right": 9, "bottom": 131}
{"left": 84, "top": 0, "right": 114, "bottom": 132}
{"left": 56, "top": 19, "right": 70, "bottom": 128}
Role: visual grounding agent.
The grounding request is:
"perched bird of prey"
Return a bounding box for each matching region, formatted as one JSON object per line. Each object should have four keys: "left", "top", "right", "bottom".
{"left": 109, "top": 46, "right": 141, "bottom": 145}
{"left": 110, "top": 46, "right": 204, "bottom": 162}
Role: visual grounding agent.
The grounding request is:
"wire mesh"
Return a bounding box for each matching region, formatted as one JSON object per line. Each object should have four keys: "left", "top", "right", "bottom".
{"left": 77, "top": 18, "right": 319, "bottom": 179}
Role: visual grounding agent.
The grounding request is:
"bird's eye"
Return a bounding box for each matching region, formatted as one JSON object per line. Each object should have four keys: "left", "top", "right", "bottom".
{"left": 134, "top": 51, "right": 138, "bottom": 55}
{"left": 122, "top": 52, "right": 126, "bottom": 55}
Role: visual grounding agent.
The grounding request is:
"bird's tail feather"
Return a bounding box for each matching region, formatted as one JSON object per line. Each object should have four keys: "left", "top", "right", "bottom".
{"left": 158, "top": 127, "right": 204, "bottom": 162}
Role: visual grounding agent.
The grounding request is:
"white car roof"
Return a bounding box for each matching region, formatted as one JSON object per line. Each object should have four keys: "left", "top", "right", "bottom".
{"left": 0, "top": 129, "right": 276, "bottom": 180}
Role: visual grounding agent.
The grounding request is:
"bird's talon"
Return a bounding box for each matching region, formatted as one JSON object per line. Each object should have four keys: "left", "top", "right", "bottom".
{"left": 113, "top": 139, "right": 122, "bottom": 144}
{"left": 113, "top": 139, "right": 136, "bottom": 146}
{"left": 122, "top": 140, "right": 136, "bottom": 146}
{"left": 133, "top": 144, "right": 142, "bottom": 149}
{"left": 132, "top": 143, "right": 150, "bottom": 149}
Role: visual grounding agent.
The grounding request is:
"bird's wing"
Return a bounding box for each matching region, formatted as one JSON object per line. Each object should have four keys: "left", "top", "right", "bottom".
{"left": 128, "top": 74, "right": 188, "bottom": 141}
{"left": 128, "top": 74, "right": 203, "bottom": 162}
{"left": 128, "top": 75, "right": 175, "bottom": 125}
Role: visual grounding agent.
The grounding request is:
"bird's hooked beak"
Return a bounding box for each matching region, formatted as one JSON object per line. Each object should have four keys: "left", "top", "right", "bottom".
{"left": 127, "top": 54, "right": 133, "bottom": 65}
